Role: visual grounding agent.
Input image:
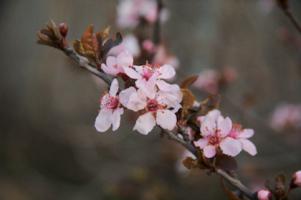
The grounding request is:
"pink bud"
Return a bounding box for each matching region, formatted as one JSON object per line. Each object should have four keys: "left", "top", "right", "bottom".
{"left": 59, "top": 23, "right": 68, "bottom": 37}
{"left": 257, "top": 189, "right": 272, "bottom": 200}
{"left": 292, "top": 170, "right": 301, "bottom": 188}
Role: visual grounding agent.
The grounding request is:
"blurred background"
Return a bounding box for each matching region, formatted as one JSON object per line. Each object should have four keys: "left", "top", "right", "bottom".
{"left": 1, "top": 0, "right": 301, "bottom": 199}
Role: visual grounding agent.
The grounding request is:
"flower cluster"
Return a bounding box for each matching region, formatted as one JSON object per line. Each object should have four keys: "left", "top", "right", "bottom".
{"left": 95, "top": 50, "right": 182, "bottom": 135}
{"left": 194, "top": 109, "right": 257, "bottom": 158}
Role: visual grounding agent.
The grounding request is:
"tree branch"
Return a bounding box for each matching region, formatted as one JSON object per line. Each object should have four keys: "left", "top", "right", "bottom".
{"left": 62, "top": 47, "right": 113, "bottom": 85}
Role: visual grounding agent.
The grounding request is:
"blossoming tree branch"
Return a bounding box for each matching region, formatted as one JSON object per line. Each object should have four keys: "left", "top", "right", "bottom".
{"left": 36, "top": 1, "right": 301, "bottom": 199}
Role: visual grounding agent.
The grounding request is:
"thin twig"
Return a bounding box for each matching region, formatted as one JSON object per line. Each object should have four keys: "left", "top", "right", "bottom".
{"left": 282, "top": 9, "right": 301, "bottom": 34}
{"left": 63, "top": 47, "right": 113, "bottom": 85}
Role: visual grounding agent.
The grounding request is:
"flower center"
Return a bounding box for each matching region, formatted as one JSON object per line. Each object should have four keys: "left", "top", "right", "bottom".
{"left": 142, "top": 68, "right": 154, "bottom": 81}
{"left": 208, "top": 135, "right": 220, "bottom": 145}
{"left": 102, "top": 95, "right": 119, "bottom": 109}
{"left": 147, "top": 99, "right": 159, "bottom": 112}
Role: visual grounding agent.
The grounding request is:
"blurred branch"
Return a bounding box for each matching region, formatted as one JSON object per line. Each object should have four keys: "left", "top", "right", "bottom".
{"left": 277, "top": 0, "right": 301, "bottom": 34}
{"left": 153, "top": 0, "right": 163, "bottom": 44}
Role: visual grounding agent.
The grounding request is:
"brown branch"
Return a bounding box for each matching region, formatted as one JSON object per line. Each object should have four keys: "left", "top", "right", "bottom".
{"left": 277, "top": 0, "right": 301, "bottom": 34}
{"left": 282, "top": 9, "right": 301, "bottom": 34}
{"left": 62, "top": 47, "right": 113, "bottom": 85}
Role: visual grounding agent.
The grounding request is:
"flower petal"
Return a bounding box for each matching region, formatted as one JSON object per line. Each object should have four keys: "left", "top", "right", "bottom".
{"left": 106, "top": 56, "right": 117, "bottom": 67}
{"left": 201, "top": 117, "right": 216, "bottom": 136}
{"left": 156, "top": 109, "right": 177, "bottom": 130}
{"left": 203, "top": 145, "right": 216, "bottom": 158}
{"left": 218, "top": 116, "right": 232, "bottom": 137}
{"left": 220, "top": 137, "right": 242, "bottom": 157}
{"left": 194, "top": 138, "right": 209, "bottom": 149}
{"left": 240, "top": 139, "right": 257, "bottom": 156}
{"left": 119, "top": 87, "right": 146, "bottom": 111}
{"left": 101, "top": 63, "right": 118, "bottom": 76}
{"left": 109, "top": 79, "right": 119, "bottom": 96}
{"left": 117, "top": 50, "right": 133, "bottom": 66}
{"left": 239, "top": 129, "right": 254, "bottom": 139}
{"left": 134, "top": 112, "right": 156, "bottom": 135}
{"left": 136, "top": 79, "right": 156, "bottom": 99}
{"left": 158, "top": 64, "right": 176, "bottom": 79}
{"left": 123, "top": 66, "right": 141, "bottom": 79}
{"left": 111, "top": 108, "right": 124, "bottom": 131}
{"left": 94, "top": 109, "right": 112, "bottom": 132}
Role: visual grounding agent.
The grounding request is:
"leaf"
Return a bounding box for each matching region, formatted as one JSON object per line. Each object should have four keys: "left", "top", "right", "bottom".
{"left": 101, "top": 32, "right": 123, "bottom": 57}
{"left": 180, "top": 75, "right": 198, "bottom": 89}
{"left": 73, "top": 25, "right": 99, "bottom": 60}
{"left": 216, "top": 154, "right": 238, "bottom": 172}
{"left": 199, "top": 95, "right": 220, "bottom": 114}
{"left": 180, "top": 88, "right": 196, "bottom": 120}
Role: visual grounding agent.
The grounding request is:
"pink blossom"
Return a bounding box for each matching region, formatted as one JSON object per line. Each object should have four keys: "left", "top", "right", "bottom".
{"left": 193, "top": 69, "right": 219, "bottom": 94}
{"left": 228, "top": 124, "right": 257, "bottom": 156}
{"left": 107, "top": 34, "right": 140, "bottom": 58}
{"left": 123, "top": 64, "right": 176, "bottom": 98}
{"left": 270, "top": 104, "right": 301, "bottom": 131}
{"left": 101, "top": 50, "right": 133, "bottom": 76}
{"left": 95, "top": 79, "right": 124, "bottom": 132}
{"left": 194, "top": 109, "right": 242, "bottom": 158}
{"left": 142, "top": 39, "right": 156, "bottom": 53}
{"left": 119, "top": 85, "right": 182, "bottom": 135}
{"left": 257, "top": 189, "right": 272, "bottom": 200}
{"left": 117, "top": 0, "right": 158, "bottom": 28}
{"left": 292, "top": 170, "right": 301, "bottom": 187}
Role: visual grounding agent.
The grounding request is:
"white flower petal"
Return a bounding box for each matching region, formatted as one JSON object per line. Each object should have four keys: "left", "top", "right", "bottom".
{"left": 156, "top": 109, "right": 177, "bottom": 130}
{"left": 220, "top": 137, "right": 242, "bottom": 157}
{"left": 123, "top": 66, "right": 141, "bottom": 79}
{"left": 240, "top": 139, "right": 257, "bottom": 156}
{"left": 117, "top": 50, "right": 133, "bottom": 66}
{"left": 201, "top": 117, "right": 216, "bottom": 136}
{"left": 194, "top": 138, "right": 209, "bottom": 149}
{"left": 158, "top": 64, "right": 176, "bottom": 79}
{"left": 134, "top": 112, "right": 156, "bottom": 135}
{"left": 106, "top": 56, "right": 117, "bottom": 67}
{"left": 136, "top": 79, "right": 156, "bottom": 99}
{"left": 218, "top": 116, "right": 232, "bottom": 137}
{"left": 94, "top": 109, "right": 112, "bottom": 132}
{"left": 109, "top": 79, "right": 119, "bottom": 96}
{"left": 111, "top": 108, "right": 124, "bottom": 131}
{"left": 102, "top": 63, "right": 118, "bottom": 76}
{"left": 203, "top": 145, "right": 216, "bottom": 158}
{"left": 119, "top": 87, "right": 146, "bottom": 111}
{"left": 239, "top": 129, "right": 254, "bottom": 139}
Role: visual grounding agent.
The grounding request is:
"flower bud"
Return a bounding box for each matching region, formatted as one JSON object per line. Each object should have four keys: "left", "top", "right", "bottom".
{"left": 257, "top": 189, "right": 272, "bottom": 200}
{"left": 59, "top": 22, "right": 68, "bottom": 37}
{"left": 291, "top": 170, "right": 301, "bottom": 188}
